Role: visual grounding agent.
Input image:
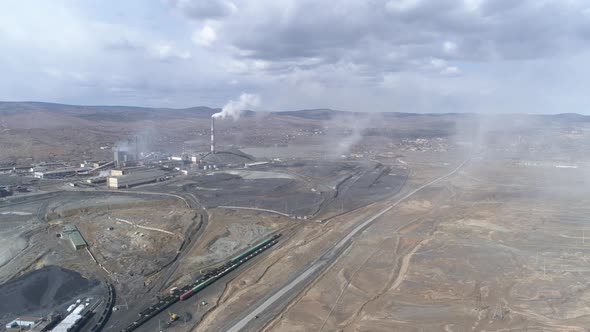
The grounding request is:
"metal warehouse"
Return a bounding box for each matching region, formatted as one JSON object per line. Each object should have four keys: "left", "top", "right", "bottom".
{"left": 5, "top": 316, "right": 42, "bottom": 329}
{"left": 62, "top": 224, "right": 88, "bottom": 250}
{"left": 33, "top": 168, "right": 85, "bottom": 179}
{"left": 107, "top": 169, "right": 168, "bottom": 189}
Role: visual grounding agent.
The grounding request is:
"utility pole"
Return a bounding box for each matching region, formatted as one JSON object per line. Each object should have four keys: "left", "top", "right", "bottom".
{"left": 543, "top": 257, "right": 546, "bottom": 278}
{"left": 493, "top": 301, "right": 508, "bottom": 320}
{"left": 493, "top": 302, "right": 503, "bottom": 320}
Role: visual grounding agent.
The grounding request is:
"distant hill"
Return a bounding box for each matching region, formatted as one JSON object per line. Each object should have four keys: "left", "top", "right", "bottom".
{"left": 1, "top": 101, "right": 588, "bottom": 123}
{"left": 273, "top": 109, "right": 352, "bottom": 120}
{"left": 2, "top": 100, "right": 590, "bottom": 167}
{"left": 273, "top": 108, "right": 472, "bottom": 121}
{"left": 0, "top": 102, "right": 221, "bottom": 120}
{"left": 536, "top": 113, "right": 590, "bottom": 123}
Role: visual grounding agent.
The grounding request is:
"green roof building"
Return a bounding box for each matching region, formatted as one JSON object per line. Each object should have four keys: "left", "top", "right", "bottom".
{"left": 62, "top": 224, "right": 87, "bottom": 250}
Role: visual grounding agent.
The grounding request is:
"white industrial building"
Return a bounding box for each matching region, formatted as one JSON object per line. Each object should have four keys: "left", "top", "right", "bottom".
{"left": 52, "top": 303, "right": 85, "bottom": 332}
{"left": 5, "top": 316, "right": 41, "bottom": 329}
{"left": 107, "top": 169, "right": 168, "bottom": 189}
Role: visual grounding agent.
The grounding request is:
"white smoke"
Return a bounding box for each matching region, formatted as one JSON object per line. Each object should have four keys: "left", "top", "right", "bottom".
{"left": 212, "top": 93, "right": 260, "bottom": 120}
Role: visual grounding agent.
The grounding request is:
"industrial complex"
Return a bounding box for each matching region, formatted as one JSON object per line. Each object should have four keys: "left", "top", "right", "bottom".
{"left": 0, "top": 111, "right": 303, "bottom": 332}
{"left": 3, "top": 103, "right": 590, "bottom": 332}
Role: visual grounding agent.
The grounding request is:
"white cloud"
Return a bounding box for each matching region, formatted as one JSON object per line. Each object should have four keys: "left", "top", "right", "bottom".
{"left": 385, "top": 0, "right": 421, "bottom": 12}
{"left": 224, "top": 58, "right": 270, "bottom": 74}
{"left": 441, "top": 66, "right": 460, "bottom": 75}
{"left": 443, "top": 41, "right": 458, "bottom": 54}
{"left": 463, "top": 0, "right": 484, "bottom": 12}
{"left": 192, "top": 25, "right": 217, "bottom": 46}
{"left": 150, "top": 43, "right": 191, "bottom": 60}
{"left": 429, "top": 58, "right": 447, "bottom": 69}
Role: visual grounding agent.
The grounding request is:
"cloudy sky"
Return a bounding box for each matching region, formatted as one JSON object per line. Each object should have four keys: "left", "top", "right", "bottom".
{"left": 2, "top": 0, "right": 590, "bottom": 113}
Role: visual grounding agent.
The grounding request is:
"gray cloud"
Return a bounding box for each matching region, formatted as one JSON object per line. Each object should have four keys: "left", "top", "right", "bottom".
{"left": 165, "top": 0, "right": 236, "bottom": 19}
{"left": 222, "top": 0, "right": 590, "bottom": 70}
{"left": 2, "top": 0, "right": 590, "bottom": 113}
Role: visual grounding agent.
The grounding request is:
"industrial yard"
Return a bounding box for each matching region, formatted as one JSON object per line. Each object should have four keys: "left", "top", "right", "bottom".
{"left": 2, "top": 103, "right": 590, "bottom": 332}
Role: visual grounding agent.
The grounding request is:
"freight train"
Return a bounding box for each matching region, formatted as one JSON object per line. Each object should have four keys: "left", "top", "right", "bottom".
{"left": 121, "top": 233, "right": 281, "bottom": 332}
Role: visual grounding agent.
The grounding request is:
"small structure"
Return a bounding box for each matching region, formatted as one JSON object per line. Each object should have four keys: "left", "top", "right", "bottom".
{"left": 244, "top": 161, "right": 269, "bottom": 168}
{"left": 62, "top": 225, "right": 88, "bottom": 250}
{"left": 109, "top": 169, "right": 124, "bottom": 177}
{"left": 5, "top": 316, "right": 42, "bottom": 329}
{"left": 85, "top": 176, "right": 107, "bottom": 184}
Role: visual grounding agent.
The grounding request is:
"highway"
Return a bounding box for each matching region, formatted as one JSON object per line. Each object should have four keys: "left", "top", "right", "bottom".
{"left": 223, "top": 157, "right": 469, "bottom": 332}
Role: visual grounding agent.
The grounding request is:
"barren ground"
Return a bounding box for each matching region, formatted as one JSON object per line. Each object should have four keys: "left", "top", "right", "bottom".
{"left": 258, "top": 160, "right": 590, "bottom": 332}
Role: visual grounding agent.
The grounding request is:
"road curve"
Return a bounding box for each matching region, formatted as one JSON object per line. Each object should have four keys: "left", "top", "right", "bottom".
{"left": 223, "top": 157, "right": 469, "bottom": 332}
{"left": 217, "top": 205, "right": 291, "bottom": 218}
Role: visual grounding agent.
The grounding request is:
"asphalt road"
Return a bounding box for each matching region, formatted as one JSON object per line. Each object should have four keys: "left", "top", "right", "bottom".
{"left": 223, "top": 157, "right": 469, "bottom": 332}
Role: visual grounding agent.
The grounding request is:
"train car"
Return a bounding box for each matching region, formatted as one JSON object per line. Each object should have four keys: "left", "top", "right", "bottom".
{"left": 122, "top": 234, "right": 282, "bottom": 331}
{"left": 230, "top": 234, "right": 281, "bottom": 264}
{"left": 179, "top": 289, "right": 195, "bottom": 301}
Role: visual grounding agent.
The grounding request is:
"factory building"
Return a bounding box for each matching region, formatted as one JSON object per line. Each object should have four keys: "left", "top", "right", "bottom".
{"left": 113, "top": 150, "right": 126, "bottom": 165}
{"left": 52, "top": 302, "right": 86, "bottom": 332}
{"left": 5, "top": 316, "right": 42, "bottom": 329}
{"left": 0, "top": 186, "right": 11, "bottom": 197}
{"left": 33, "top": 168, "right": 84, "bottom": 179}
{"left": 107, "top": 169, "right": 168, "bottom": 189}
{"left": 114, "top": 150, "right": 140, "bottom": 167}
{"left": 0, "top": 167, "right": 13, "bottom": 174}
{"left": 62, "top": 224, "right": 87, "bottom": 250}
{"left": 84, "top": 170, "right": 111, "bottom": 184}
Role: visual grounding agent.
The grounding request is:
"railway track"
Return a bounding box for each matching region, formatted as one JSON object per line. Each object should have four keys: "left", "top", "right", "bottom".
{"left": 119, "top": 234, "right": 282, "bottom": 332}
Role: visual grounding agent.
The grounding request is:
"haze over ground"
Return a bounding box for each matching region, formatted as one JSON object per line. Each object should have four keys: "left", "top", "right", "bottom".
{"left": 2, "top": 0, "right": 590, "bottom": 113}
{"left": 6, "top": 2, "right": 590, "bottom": 332}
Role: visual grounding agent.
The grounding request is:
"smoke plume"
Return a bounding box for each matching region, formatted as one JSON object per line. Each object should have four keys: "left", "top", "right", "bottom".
{"left": 212, "top": 93, "right": 260, "bottom": 120}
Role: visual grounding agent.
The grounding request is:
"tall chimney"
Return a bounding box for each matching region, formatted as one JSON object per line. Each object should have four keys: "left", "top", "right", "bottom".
{"left": 135, "top": 136, "right": 139, "bottom": 161}
{"left": 210, "top": 117, "right": 215, "bottom": 154}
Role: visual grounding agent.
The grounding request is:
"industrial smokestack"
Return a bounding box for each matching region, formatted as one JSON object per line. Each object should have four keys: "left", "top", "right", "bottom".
{"left": 135, "top": 136, "right": 139, "bottom": 161}
{"left": 210, "top": 117, "right": 215, "bottom": 154}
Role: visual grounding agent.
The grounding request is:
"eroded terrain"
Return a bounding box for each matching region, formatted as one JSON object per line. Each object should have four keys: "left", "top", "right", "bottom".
{"left": 259, "top": 160, "right": 590, "bottom": 332}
